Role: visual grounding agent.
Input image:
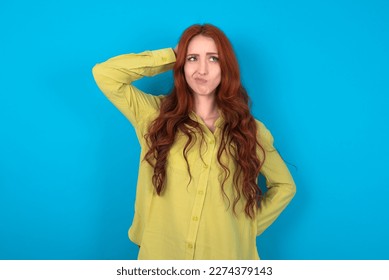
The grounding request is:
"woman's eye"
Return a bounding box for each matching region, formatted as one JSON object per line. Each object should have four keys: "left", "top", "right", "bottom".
{"left": 187, "top": 56, "right": 197, "bottom": 61}
{"left": 210, "top": 56, "right": 219, "bottom": 62}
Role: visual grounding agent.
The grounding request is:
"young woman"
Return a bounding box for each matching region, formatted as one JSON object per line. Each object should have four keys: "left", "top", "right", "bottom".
{"left": 92, "top": 24, "right": 296, "bottom": 260}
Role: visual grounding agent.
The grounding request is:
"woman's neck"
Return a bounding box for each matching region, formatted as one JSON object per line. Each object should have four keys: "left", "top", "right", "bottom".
{"left": 194, "top": 95, "right": 218, "bottom": 118}
{"left": 193, "top": 94, "right": 219, "bottom": 132}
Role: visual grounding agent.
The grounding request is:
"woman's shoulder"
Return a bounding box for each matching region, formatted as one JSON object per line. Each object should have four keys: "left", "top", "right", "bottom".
{"left": 137, "top": 93, "right": 165, "bottom": 122}
{"left": 141, "top": 92, "right": 165, "bottom": 109}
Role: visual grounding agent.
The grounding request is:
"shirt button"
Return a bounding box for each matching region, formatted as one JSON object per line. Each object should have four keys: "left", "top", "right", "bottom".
{"left": 209, "top": 139, "right": 215, "bottom": 145}
{"left": 188, "top": 244, "right": 193, "bottom": 249}
{"left": 192, "top": 216, "right": 199, "bottom": 221}
{"left": 198, "top": 190, "right": 204, "bottom": 195}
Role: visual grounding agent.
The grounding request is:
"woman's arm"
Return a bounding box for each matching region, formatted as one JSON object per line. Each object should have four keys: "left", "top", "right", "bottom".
{"left": 256, "top": 121, "right": 297, "bottom": 236}
{"left": 92, "top": 48, "right": 176, "bottom": 127}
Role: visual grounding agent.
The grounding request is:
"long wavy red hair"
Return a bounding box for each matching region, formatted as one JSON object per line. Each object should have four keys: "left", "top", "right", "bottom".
{"left": 144, "top": 24, "right": 265, "bottom": 218}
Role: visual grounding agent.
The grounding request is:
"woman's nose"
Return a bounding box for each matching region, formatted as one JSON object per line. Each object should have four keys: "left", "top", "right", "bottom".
{"left": 197, "top": 59, "right": 208, "bottom": 75}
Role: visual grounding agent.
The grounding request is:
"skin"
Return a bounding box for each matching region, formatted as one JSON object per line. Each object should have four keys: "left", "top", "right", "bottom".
{"left": 183, "top": 35, "right": 221, "bottom": 132}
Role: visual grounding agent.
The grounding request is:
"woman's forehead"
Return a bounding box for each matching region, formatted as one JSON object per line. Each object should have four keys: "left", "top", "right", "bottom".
{"left": 187, "top": 35, "right": 218, "bottom": 54}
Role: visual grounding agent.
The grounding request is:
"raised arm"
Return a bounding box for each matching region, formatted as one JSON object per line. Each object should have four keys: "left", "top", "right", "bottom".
{"left": 92, "top": 48, "right": 176, "bottom": 127}
{"left": 256, "top": 121, "right": 297, "bottom": 236}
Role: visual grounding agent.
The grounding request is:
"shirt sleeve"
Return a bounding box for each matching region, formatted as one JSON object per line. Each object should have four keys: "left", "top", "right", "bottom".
{"left": 92, "top": 48, "right": 176, "bottom": 128}
{"left": 256, "top": 121, "right": 296, "bottom": 236}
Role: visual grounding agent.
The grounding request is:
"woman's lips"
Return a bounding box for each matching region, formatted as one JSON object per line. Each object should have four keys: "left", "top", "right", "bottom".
{"left": 194, "top": 78, "right": 207, "bottom": 84}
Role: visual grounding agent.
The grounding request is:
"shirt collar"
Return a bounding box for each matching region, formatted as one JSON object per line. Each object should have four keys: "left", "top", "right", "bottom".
{"left": 189, "top": 110, "right": 225, "bottom": 128}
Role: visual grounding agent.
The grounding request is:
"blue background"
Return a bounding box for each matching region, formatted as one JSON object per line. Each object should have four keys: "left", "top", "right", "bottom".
{"left": 1, "top": 0, "right": 388, "bottom": 260}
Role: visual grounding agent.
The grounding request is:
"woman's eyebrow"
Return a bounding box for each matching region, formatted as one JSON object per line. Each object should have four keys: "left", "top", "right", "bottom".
{"left": 186, "top": 52, "right": 219, "bottom": 56}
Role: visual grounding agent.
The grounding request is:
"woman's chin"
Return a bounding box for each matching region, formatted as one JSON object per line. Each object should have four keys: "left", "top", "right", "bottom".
{"left": 192, "top": 89, "right": 216, "bottom": 97}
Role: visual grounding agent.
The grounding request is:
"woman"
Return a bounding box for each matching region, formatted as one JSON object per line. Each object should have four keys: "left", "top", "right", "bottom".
{"left": 92, "top": 24, "right": 296, "bottom": 260}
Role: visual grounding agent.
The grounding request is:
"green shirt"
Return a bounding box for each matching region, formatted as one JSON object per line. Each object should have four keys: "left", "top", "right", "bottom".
{"left": 92, "top": 48, "right": 296, "bottom": 260}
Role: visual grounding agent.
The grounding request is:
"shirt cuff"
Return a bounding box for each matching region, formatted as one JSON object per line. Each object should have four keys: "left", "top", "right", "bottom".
{"left": 152, "top": 48, "right": 176, "bottom": 66}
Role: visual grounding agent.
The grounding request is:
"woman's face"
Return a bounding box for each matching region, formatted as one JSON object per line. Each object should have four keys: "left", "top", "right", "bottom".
{"left": 184, "top": 35, "right": 221, "bottom": 98}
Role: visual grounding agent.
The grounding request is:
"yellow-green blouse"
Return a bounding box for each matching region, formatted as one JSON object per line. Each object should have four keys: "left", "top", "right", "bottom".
{"left": 92, "top": 48, "right": 296, "bottom": 260}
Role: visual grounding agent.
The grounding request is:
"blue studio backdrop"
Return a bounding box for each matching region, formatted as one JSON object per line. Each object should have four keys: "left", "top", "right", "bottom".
{"left": 1, "top": 0, "right": 388, "bottom": 260}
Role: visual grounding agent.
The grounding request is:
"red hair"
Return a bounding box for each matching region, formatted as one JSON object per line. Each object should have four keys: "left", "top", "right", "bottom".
{"left": 144, "top": 24, "right": 265, "bottom": 218}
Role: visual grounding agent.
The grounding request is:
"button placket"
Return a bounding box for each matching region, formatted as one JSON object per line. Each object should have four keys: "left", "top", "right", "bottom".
{"left": 185, "top": 135, "right": 217, "bottom": 259}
